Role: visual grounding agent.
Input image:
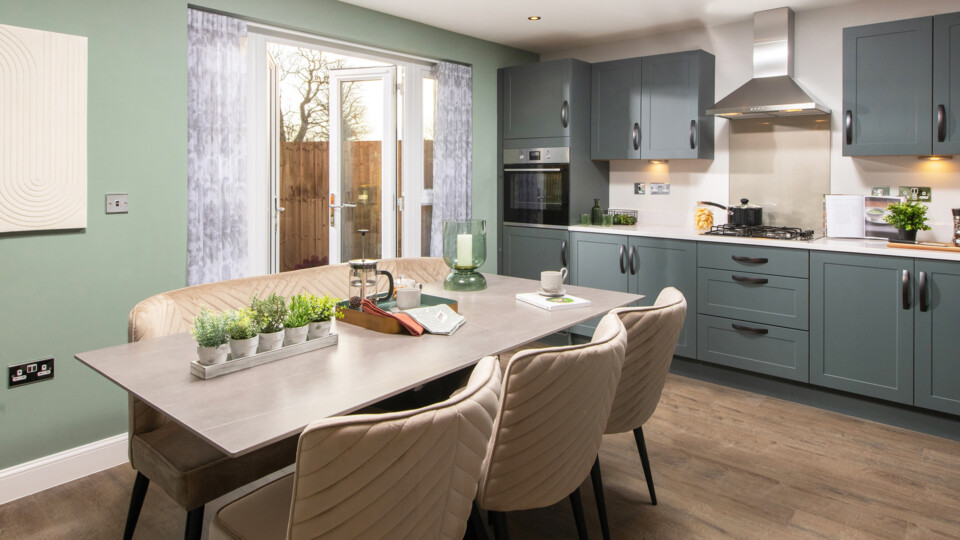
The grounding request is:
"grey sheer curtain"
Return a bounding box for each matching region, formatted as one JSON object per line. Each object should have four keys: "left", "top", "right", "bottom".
{"left": 430, "top": 62, "right": 473, "bottom": 257}
{"left": 187, "top": 9, "right": 248, "bottom": 285}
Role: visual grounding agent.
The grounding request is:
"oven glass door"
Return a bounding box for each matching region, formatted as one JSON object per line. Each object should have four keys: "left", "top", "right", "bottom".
{"left": 503, "top": 165, "right": 569, "bottom": 225}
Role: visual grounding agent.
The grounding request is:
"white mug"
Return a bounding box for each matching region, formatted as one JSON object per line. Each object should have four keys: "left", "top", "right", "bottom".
{"left": 540, "top": 268, "right": 568, "bottom": 292}
{"left": 396, "top": 287, "right": 421, "bottom": 310}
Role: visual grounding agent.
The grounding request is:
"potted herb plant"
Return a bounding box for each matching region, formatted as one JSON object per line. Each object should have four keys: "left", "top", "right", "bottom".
{"left": 283, "top": 294, "right": 313, "bottom": 346}
{"left": 227, "top": 308, "right": 260, "bottom": 359}
{"left": 305, "top": 293, "right": 344, "bottom": 339}
{"left": 884, "top": 199, "right": 932, "bottom": 241}
{"left": 191, "top": 307, "right": 229, "bottom": 366}
{"left": 251, "top": 293, "right": 288, "bottom": 352}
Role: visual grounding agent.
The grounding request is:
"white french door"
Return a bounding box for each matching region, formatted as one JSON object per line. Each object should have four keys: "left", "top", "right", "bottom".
{"left": 328, "top": 66, "right": 398, "bottom": 263}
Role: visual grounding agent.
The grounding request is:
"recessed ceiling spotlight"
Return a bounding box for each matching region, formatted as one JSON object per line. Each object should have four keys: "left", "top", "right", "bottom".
{"left": 528, "top": 16, "right": 541, "bottom": 21}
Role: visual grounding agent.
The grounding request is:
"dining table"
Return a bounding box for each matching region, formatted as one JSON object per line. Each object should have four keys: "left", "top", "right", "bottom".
{"left": 75, "top": 274, "right": 642, "bottom": 458}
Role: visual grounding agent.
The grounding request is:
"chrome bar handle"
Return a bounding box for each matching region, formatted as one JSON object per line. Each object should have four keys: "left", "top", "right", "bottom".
{"left": 937, "top": 105, "right": 947, "bottom": 143}
{"left": 845, "top": 110, "right": 853, "bottom": 145}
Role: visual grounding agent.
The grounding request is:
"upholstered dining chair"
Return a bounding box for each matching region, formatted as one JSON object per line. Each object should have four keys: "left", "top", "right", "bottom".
{"left": 590, "top": 287, "right": 686, "bottom": 539}
{"left": 208, "top": 356, "right": 502, "bottom": 540}
{"left": 474, "top": 312, "right": 627, "bottom": 540}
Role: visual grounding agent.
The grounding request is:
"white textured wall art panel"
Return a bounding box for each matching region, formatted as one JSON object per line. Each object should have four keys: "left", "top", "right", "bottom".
{"left": 0, "top": 24, "right": 87, "bottom": 233}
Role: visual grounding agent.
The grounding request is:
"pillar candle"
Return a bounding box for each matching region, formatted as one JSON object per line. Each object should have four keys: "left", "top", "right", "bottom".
{"left": 456, "top": 233, "right": 473, "bottom": 268}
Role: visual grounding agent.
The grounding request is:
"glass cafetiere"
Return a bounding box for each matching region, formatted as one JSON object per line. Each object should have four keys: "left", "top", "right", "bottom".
{"left": 348, "top": 259, "right": 394, "bottom": 309}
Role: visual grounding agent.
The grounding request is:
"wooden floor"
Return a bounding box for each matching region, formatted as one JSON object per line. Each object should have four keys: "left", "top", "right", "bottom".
{"left": 3, "top": 373, "right": 960, "bottom": 539}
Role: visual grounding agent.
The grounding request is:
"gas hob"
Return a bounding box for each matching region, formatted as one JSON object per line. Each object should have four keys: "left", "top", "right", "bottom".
{"left": 703, "top": 224, "right": 815, "bottom": 241}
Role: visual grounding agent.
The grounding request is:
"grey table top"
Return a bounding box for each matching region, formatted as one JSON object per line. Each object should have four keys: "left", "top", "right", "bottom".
{"left": 75, "top": 274, "right": 642, "bottom": 457}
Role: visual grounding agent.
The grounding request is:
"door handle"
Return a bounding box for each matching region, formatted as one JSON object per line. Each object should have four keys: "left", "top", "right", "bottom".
{"left": 732, "top": 275, "right": 768, "bottom": 285}
{"left": 845, "top": 110, "right": 853, "bottom": 145}
{"left": 732, "top": 323, "right": 769, "bottom": 335}
{"left": 732, "top": 255, "right": 768, "bottom": 264}
{"left": 618, "top": 244, "right": 626, "bottom": 274}
{"left": 919, "top": 271, "right": 928, "bottom": 312}
{"left": 632, "top": 123, "right": 640, "bottom": 151}
{"left": 937, "top": 104, "right": 947, "bottom": 143}
{"left": 628, "top": 245, "right": 637, "bottom": 275}
{"left": 561, "top": 100, "right": 569, "bottom": 128}
{"left": 690, "top": 119, "right": 697, "bottom": 149}
{"left": 329, "top": 202, "right": 357, "bottom": 209}
{"left": 560, "top": 239, "right": 567, "bottom": 268}
{"left": 902, "top": 269, "right": 910, "bottom": 310}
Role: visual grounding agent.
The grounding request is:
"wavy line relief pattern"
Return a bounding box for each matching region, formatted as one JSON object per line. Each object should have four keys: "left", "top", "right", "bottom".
{"left": 0, "top": 24, "right": 86, "bottom": 232}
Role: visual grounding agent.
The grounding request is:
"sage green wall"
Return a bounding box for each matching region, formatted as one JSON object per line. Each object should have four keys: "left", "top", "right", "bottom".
{"left": 0, "top": 0, "right": 535, "bottom": 470}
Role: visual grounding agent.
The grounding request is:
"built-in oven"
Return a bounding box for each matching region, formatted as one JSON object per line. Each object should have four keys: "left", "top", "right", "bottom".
{"left": 502, "top": 147, "right": 570, "bottom": 225}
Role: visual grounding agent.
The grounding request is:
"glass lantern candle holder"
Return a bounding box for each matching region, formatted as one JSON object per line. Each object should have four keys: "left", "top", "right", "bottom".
{"left": 442, "top": 219, "right": 487, "bottom": 291}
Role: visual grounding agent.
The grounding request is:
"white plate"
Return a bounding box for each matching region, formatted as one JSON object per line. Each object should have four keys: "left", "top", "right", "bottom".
{"left": 538, "top": 287, "right": 566, "bottom": 297}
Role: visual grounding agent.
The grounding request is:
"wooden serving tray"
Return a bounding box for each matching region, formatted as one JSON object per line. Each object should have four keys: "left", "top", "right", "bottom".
{"left": 339, "top": 294, "right": 458, "bottom": 334}
{"left": 190, "top": 333, "right": 339, "bottom": 379}
{"left": 886, "top": 241, "right": 960, "bottom": 253}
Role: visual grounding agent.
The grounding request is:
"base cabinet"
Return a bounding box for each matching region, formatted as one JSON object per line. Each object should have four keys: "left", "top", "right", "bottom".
{"left": 810, "top": 253, "right": 914, "bottom": 405}
{"left": 915, "top": 260, "right": 960, "bottom": 415}
{"left": 698, "top": 315, "right": 809, "bottom": 382}
{"left": 501, "top": 225, "right": 570, "bottom": 281}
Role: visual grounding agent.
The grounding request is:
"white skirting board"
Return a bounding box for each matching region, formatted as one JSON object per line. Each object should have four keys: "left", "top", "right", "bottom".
{"left": 0, "top": 433, "right": 128, "bottom": 506}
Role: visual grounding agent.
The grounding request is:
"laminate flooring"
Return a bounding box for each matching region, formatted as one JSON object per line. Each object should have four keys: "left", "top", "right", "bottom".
{"left": 3, "top": 373, "right": 959, "bottom": 539}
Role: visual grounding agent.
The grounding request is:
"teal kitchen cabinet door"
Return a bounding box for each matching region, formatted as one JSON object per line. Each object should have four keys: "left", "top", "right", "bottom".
{"left": 627, "top": 237, "right": 697, "bottom": 358}
{"left": 591, "top": 58, "right": 642, "bottom": 160}
{"left": 569, "top": 232, "right": 630, "bottom": 336}
{"left": 810, "top": 253, "right": 914, "bottom": 404}
{"left": 502, "top": 59, "right": 573, "bottom": 140}
{"left": 640, "top": 50, "right": 715, "bottom": 160}
{"left": 501, "top": 225, "right": 570, "bottom": 281}
{"left": 842, "top": 17, "right": 933, "bottom": 156}
{"left": 933, "top": 12, "right": 960, "bottom": 155}
{"left": 914, "top": 260, "right": 960, "bottom": 415}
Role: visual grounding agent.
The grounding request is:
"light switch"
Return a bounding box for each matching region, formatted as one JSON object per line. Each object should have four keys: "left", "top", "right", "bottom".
{"left": 105, "top": 194, "right": 128, "bottom": 214}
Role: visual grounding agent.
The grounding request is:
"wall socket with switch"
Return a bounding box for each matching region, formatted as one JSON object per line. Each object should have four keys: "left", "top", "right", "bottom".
{"left": 634, "top": 183, "right": 645, "bottom": 195}
{"left": 8, "top": 358, "right": 54, "bottom": 388}
{"left": 898, "top": 186, "right": 932, "bottom": 202}
{"left": 650, "top": 183, "right": 670, "bottom": 195}
{"left": 106, "top": 193, "right": 129, "bottom": 214}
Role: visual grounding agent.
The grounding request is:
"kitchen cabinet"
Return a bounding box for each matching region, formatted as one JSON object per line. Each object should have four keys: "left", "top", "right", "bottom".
{"left": 914, "top": 260, "right": 960, "bottom": 415}
{"left": 590, "top": 51, "right": 715, "bottom": 160}
{"left": 810, "top": 253, "right": 914, "bottom": 404}
{"left": 501, "top": 59, "right": 591, "bottom": 141}
{"left": 591, "top": 58, "right": 642, "bottom": 160}
{"left": 698, "top": 315, "right": 810, "bottom": 382}
{"left": 501, "top": 225, "right": 570, "bottom": 281}
{"left": 842, "top": 13, "right": 960, "bottom": 156}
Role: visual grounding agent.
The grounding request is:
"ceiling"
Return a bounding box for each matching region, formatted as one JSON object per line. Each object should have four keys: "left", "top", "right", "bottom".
{"left": 338, "top": 0, "right": 861, "bottom": 53}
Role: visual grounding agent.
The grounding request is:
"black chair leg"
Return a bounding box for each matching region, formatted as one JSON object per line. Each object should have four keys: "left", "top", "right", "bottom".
{"left": 569, "top": 487, "right": 589, "bottom": 540}
{"left": 467, "top": 501, "right": 490, "bottom": 540}
{"left": 591, "top": 456, "right": 611, "bottom": 540}
{"left": 123, "top": 472, "right": 150, "bottom": 540}
{"left": 634, "top": 426, "right": 657, "bottom": 505}
{"left": 489, "top": 510, "right": 509, "bottom": 540}
{"left": 184, "top": 506, "right": 204, "bottom": 540}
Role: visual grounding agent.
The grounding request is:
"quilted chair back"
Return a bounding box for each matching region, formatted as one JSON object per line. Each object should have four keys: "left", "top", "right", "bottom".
{"left": 603, "top": 287, "right": 686, "bottom": 435}
{"left": 476, "top": 313, "right": 627, "bottom": 512}
{"left": 285, "top": 356, "right": 502, "bottom": 540}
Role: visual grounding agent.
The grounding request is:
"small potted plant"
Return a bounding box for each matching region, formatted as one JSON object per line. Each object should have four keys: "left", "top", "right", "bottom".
{"left": 227, "top": 308, "right": 260, "bottom": 359}
{"left": 885, "top": 199, "right": 932, "bottom": 241}
{"left": 251, "top": 293, "right": 288, "bottom": 352}
{"left": 191, "top": 307, "right": 229, "bottom": 366}
{"left": 305, "top": 293, "right": 344, "bottom": 339}
{"left": 283, "top": 294, "right": 313, "bottom": 346}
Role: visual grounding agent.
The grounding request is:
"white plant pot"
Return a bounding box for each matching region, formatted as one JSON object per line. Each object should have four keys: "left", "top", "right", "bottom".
{"left": 197, "top": 344, "right": 229, "bottom": 366}
{"left": 228, "top": 336, "right": 259, "bottom": 359}
{"left": 284, "top": 325, "right": 309, "bottom": 346}
{"left": 258, "top": 330, "right": 285, "bottom": 352}
{"left": 308, "top": 320, "right": 333, "bottom": 340}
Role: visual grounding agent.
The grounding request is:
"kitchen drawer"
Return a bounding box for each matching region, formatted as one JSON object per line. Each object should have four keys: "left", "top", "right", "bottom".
{"left": 698, "top": 315, "right": 809, "bottom": 382}
{"left": 698, "top": 243, "right": 809, "bottom": 278}
{"left": 698, "top": 268, "right": 809, "bottom": 330}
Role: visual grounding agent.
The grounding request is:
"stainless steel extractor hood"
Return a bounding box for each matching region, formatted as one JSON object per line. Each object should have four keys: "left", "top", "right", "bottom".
{"left": 707, "top": 7, "right": 830, "bottom": 119}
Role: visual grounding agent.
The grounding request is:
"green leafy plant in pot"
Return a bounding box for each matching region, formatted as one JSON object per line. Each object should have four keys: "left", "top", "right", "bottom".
{"left": 191, "top": 307, "right": 230, "bottom": 366}
{"left": 304, "top": 293, "right": 343, "bottom": 339}
{"left": 283, "top": 294, "right": 313, "bottom": 346}
{"left": 226, "top": 308, "right": 260, "bottom": 360}
{"left": 251, "top": 293, "right": 288, "bottom": 352}
{"left": 884, "top": 200, "right": 931, "bottom": 242}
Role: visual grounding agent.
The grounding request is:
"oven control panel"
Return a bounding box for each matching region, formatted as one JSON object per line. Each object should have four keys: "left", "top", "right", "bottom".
{"left": 503, "top": 147, "right": 570, "bottom": 165}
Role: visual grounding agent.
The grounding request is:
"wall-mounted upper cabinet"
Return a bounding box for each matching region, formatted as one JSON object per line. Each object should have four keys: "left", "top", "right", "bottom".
{"left": 501, "top": 59, "right": 591, "bottom": 141}
{"left": 843, "top": 12, "right": 960, "bottom": 156}
{"left": 591, "top": 50, "right": 715, "bottom": 160}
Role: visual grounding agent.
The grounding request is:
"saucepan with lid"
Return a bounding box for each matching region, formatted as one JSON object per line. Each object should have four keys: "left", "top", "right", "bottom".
{"left": 697, "top": 199, "right": 763, "bottom": 226}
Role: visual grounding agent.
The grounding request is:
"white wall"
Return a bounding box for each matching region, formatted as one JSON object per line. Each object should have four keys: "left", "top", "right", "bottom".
{"left": 543, "top": 0, "right": 960, "bottom": 240}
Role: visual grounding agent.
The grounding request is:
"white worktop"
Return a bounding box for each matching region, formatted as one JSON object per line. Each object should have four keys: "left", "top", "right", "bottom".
{"left": 556, "top": 224, "right": 960, "bottom": 262}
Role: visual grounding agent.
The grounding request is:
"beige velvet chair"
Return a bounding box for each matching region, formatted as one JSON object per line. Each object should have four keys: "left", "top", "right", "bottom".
{"left": 475, "top": 313, "right": 627, "bottom": 540}
{"left": 207, "top": 356, "right": 502, "bottom": 540}
{"left": 123, "top": 258, "right": 450, "bottom": 540}
{"left": 589, "top": 287, "right": 686, "bottom": 539}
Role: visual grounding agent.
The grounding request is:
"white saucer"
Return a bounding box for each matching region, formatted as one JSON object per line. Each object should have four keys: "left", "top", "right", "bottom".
{"left": 538, "top": 287, "right": 566, "bottom": 297}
